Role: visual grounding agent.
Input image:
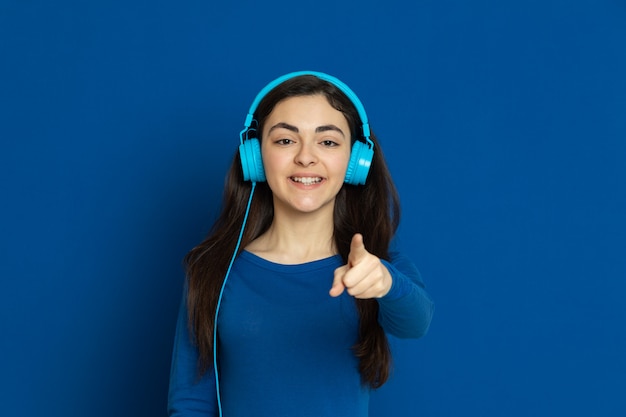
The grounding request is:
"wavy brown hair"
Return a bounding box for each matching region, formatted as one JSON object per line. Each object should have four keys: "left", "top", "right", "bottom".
{"left": 185, "top": 75, "right": 400, "bottom": 388}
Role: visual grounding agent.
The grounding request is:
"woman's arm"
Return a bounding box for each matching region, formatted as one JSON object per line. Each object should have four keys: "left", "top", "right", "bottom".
{"left": 377, "top": 252, "right": 434, "bottom": 338}
{"left": 168, "top": 291, "right": 217, "bottom": 417}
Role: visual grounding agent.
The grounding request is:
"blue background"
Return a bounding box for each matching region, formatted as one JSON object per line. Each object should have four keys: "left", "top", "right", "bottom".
{"left": 1, "top": 1, "right": 624, "bottom": 416}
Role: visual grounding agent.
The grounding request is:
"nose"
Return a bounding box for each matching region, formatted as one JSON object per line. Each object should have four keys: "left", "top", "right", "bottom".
{"left": 294, "top": 142, "right": 317, "bottom": 166}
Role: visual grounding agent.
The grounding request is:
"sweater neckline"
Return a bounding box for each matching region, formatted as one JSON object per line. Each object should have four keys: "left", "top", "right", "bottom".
{"left": 240, "top": 250, "right": 343, "bottom": 272}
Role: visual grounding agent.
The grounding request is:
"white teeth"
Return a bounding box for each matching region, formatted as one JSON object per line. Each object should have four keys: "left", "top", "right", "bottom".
{"left": 292, "top": 177, "right": 322, "bottom": 185}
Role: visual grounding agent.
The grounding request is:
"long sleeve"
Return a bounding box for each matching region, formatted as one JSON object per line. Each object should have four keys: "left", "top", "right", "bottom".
{"left": 168, "top": 291, "right": 217, "bottom": 417}
{"left": 377, "top": 251, "right": 434, "bottom": 338}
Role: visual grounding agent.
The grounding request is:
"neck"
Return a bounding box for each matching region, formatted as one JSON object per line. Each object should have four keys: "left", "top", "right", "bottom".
{"left": 246, "top": 208, "right": 336, "bottom": 265}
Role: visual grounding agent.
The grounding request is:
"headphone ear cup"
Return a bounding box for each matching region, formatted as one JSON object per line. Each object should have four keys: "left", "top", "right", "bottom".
{"left": 239, "top": 138, "right": 266, "bottom": 182}
{"left": 345, "top": 141, "right": 373, "bottom": 185}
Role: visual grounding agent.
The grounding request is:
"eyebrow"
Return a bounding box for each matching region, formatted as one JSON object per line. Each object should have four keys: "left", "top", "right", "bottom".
{"left": 316, "top": 125, "right": 345, "bottom": 137}
{"left": 268, "top": 122, "right": 345, "bottom": 138}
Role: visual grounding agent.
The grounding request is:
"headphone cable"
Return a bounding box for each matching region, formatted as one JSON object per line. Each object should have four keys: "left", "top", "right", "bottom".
{"left": 212, "top": 181, "right": 257, "bottom": 416}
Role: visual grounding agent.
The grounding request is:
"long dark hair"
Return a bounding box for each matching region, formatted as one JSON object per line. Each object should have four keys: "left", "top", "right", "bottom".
{"left": 185, "top": 75, "right": 401, "bottom": 388}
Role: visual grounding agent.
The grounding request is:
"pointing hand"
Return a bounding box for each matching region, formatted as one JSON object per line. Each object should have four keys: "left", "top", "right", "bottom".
{"left": 329, "top": 234, "right": 392, "bottom": 299}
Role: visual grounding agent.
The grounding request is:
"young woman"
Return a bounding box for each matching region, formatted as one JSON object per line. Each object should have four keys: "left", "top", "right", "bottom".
{"left": 168, "top": 71, "right": 434, "bottom": 417}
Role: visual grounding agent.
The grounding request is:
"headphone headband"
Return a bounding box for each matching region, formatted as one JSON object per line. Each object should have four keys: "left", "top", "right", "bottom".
{"left": 241, "top": 71, "right": 372, "bottom": 145}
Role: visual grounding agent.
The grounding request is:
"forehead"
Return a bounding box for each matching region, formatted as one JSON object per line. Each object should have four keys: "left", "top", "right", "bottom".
{"left": 265, "top": 95, "right": 349, "bottom": 126}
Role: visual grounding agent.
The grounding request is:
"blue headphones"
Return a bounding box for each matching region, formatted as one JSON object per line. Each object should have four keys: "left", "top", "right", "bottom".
{"left": 238, "top": 71, "right": 375, "bottom": 185}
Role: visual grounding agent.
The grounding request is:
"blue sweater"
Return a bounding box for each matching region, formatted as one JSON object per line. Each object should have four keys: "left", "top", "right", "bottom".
{"left": 168, "top": 250, "right": 434, "bottom": 417}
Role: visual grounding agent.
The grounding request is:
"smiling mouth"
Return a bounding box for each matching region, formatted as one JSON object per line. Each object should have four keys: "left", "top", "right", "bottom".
{"left": 291, "top": 176, "right": 323, "bottom": 186}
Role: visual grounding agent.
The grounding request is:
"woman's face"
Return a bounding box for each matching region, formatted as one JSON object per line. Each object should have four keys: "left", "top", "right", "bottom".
{"left": 261, "top": 94, "right": 352, "bottom": 218}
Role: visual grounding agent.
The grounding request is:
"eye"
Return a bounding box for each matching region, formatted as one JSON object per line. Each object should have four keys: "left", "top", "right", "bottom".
{"left": 321, "top": 140, "right": 339, "bottom": 147}
{"left": 275, "top": 138, "right": 294, "bottom": 145}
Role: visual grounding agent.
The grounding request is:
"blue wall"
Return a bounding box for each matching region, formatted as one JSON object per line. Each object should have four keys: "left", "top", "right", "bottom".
{"left": 1, "top": 1, "right": 624, "bottom": 416}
